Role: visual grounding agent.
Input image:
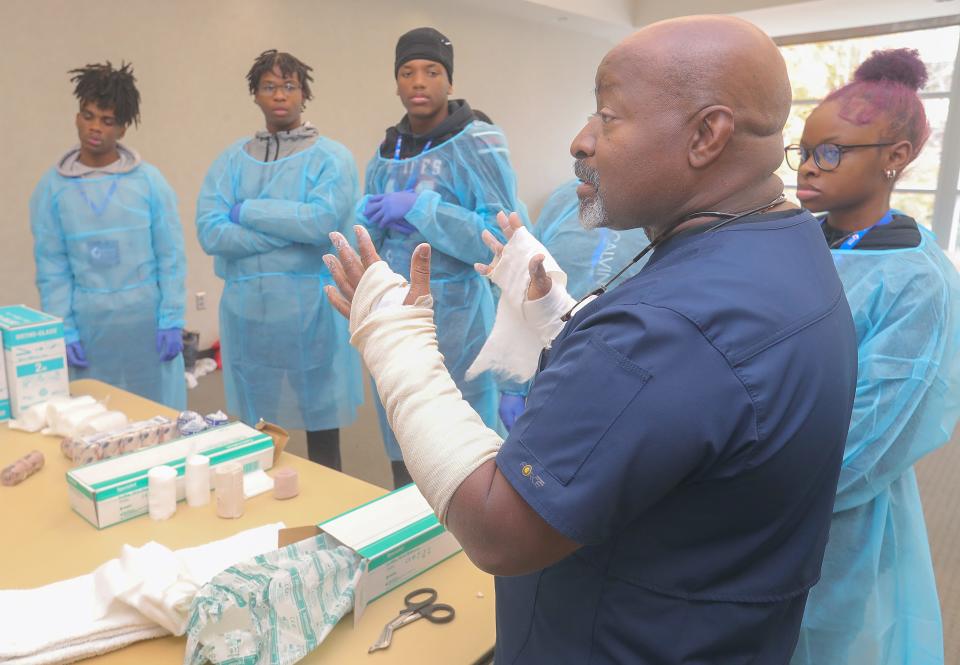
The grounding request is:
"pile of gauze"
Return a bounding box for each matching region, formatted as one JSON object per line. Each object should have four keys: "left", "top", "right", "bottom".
{"left": 8, "top": 395, "right": 128, "bottom": 438}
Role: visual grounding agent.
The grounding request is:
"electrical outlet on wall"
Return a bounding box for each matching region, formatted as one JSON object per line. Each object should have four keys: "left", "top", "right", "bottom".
{"left": 195, "top": 291, "right": 206, "bottom": 311}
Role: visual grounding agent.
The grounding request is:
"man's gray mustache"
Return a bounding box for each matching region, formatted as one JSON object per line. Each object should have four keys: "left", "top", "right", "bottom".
{"left": 574, "top": 160, "right": 600, "bottom": 188}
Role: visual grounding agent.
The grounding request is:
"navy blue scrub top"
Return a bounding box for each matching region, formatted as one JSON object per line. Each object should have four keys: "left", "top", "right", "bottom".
{"left": 495, "top": 209, "right": 858, "bottom": 664}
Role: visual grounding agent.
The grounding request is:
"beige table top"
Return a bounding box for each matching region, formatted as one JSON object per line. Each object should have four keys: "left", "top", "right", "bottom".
{"left": 0, "top": 379, "right": 495, "bottom": 664}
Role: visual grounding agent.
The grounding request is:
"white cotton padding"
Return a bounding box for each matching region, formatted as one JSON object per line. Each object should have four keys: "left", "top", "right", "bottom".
{"left": 47, "top": 396, "right": 97, "bottom": 434}
{"left": 55, "top": 403, "right": 108, "bottom": 438}
{"left": 7, "top": 396, "right": 72, "bottom": 432}
{"left": 185, "top": 455, "right": 211, "bottom": 507}
{"left": 76, "top": 411, "right": 129, "bottom": 437}
{"left": 148, "top": 465, "right": 178, "bottom": 521}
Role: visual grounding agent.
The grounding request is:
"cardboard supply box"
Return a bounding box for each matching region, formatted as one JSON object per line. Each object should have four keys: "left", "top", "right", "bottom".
{"left": 280, "top": 484, "right": 463, "bottom": 625}
{"left": 67, "top": 421, "right": 275, "bottom": 529}
{"left": 0, "top": 305, "right": 69, "bottom": 418}
{"left": 0, "top": 347, "right": 9, "bottom": 422}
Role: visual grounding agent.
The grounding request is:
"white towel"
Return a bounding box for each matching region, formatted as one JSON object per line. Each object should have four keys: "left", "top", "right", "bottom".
{"left": 0, "top": 522, "right": 284, "bottom": 665}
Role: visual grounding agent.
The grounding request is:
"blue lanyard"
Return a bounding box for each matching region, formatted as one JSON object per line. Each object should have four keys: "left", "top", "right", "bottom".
{"left": 77, "top": 178, "right": 119, "bottom": 216}
{"left": 834, "top": 209, "right": 895, "bottom": 250}
{"left": 394, "top": 136, "right": 432, "bottom": 190}
{"left": 393, "top": 136, "right": 432, "bottom": 161}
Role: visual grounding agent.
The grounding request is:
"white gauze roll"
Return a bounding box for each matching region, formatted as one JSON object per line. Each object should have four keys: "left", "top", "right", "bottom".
{"left": 185, "top": 455, "right": 211, "bottom": 507}
{"left": 8, "top": 396, "right": 71, "bottom": 432}
{"left": 466, "top": 227, "right": 574, "bottom": 383}
{"left": 56, "top": 403, "right": 108, "bottom": 437}
{"left": 350, "top": 261, "right": 502, "bottom": 522}
{"left": 148, "top": 465, "right": 178, "bottom": 521}
{"left": 77, "top": 411, "right": 129, "bottom": 437}
{"left": 47, "top": 396, "right": 96, "bottom": 433}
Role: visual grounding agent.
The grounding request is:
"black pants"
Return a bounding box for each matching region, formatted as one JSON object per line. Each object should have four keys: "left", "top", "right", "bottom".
{"left": 306, "top": 428, "right": 341, "bottom": 471}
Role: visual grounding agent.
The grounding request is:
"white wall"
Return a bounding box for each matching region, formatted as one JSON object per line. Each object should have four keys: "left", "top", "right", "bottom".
{"left": 0, "top": 0, "right": 613, "bottom": 344}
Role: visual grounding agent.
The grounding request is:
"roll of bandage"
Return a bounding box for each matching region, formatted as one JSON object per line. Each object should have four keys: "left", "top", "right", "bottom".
{"left": 148, "top": 465, "right": 178, "bottom": 521}
{"left": 272, "top": 468, "right": 300, "bottom": 500}
{"left": 76, "top": 410, "right": 129, "bottom": 437}
{"left": 56, "top": 403, "right": 108, "bottom": 437}
{"left": 185, "top": 455, "right": 211, "bottom": 507}
{"left": 214, "top": 462, "right": 244, "bottom": 519}
{"left": 46, "top": 396, "right": 96, "bottom": 433}
{"left": 74, "top": 441, "right": 102, "bottom": 466}
{"left": 9, "top": 396, "right": 70, "bottom": 432}
{"left": 1, "top": 450, "right": 45, "bottom": 486}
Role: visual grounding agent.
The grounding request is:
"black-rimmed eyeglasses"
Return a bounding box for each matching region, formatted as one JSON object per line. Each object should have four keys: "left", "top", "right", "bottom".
{"left": 784, "top": 142, "right": 894, "bottom": 172}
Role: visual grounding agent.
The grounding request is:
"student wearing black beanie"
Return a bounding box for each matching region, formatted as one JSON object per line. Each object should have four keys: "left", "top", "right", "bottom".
{"left": 395, "top": 27, "right": 454, "bottom": 82}
{"left": 359, "top": 27, "right": 529, "bottom": 489}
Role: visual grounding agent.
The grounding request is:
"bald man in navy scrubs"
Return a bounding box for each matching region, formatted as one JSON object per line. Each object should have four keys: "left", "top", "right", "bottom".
{"left": 324, "top": 15, "right": 858, "bottom": 664}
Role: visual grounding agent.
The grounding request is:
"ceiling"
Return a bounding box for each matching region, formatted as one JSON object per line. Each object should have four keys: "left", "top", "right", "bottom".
{"left": 451, "top": 0, "right": 960, "bottom": 41}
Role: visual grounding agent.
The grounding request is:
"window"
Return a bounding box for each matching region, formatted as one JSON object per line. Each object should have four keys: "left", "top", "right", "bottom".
{"left": 776, "top": 24, "right": 960, "bottom": 252}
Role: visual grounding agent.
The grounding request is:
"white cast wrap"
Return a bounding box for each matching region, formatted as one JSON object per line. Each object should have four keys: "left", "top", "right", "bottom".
{"left": 350, "top": 261, "right": 502, "bottom": 522}
{"left": 466, "top": 227, "right": 576, "bottom": 382}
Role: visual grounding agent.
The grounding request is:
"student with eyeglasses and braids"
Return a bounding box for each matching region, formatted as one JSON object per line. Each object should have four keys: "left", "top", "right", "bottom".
{"left": 30, "top": 62, "right": 188, "bottom": 409}
{"left": 788, "top": 48, "right": 960, "bottom": 665}
{"left": 195, "top": 50, "right": 363, "bottom": 471}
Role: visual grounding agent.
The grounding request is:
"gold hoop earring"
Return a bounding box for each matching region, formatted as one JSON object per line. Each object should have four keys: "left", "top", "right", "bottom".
{"left": 884, "top": 169, "right": 896, "bottom": 180}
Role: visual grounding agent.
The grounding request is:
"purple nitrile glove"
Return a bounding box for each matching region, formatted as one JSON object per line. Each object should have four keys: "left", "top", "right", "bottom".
{"left": 386, "top": 218, "right": 418, "bottom": 235}
{"left": 156, "top": 328, "right": 184, "bottom": 362}
{"left": 66, "top": 341, "right": 89, "bottom": 369}
{"left": 499, "top": 392, "right": 526, "bottom": 432}
{"left": 362, "top": 194, "right": 385, "bottom": 222}
{"left": 374, "top": 190, "right": 418, "bottom": 229}
{"left": 229, "top": 201, "right": 243, "bottom": 224}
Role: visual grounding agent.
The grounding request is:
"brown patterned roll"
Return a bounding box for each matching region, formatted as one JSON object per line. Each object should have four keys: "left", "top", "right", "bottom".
{"left": 1, "top": 450, "right": 45, "bottom": 486}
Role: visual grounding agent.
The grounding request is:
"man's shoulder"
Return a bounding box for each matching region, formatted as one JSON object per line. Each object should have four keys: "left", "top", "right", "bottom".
{"left": 609, "top": 211, "right": 848, "bottom": 363}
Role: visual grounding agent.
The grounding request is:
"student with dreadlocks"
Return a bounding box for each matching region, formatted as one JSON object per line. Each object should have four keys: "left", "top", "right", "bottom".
{"left": 196, "top": 50, "right": 362, "bottom": 470}
{"left": 29, "top": 62, "right": 187, "bottom": 408}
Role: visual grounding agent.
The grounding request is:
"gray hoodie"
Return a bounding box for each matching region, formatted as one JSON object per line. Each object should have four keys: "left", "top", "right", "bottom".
{"left": 56, "top": 143, "right": 142, "bottom": 178}
{"left": 243, "top": 122, "right": 320, "bottom": 161}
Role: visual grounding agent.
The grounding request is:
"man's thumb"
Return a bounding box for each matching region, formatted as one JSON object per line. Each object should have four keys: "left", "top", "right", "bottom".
{"left": 405, "top": 243, "right": 432, "bottom": 305}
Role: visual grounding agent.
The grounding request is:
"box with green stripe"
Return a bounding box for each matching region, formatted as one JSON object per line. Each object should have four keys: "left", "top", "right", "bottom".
{"left": 67, "top": 421, "right": 276, "bottom": 528}
{"left": 317, "top": 484, "right": 462, "bottom": 625}
{"left": 0, "top": 305, "right": 69, "bottom": 418}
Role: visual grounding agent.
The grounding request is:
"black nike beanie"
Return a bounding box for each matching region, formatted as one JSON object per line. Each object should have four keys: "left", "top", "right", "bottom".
{"left": 395, "top": 27, "right": 453, "bottom": 83}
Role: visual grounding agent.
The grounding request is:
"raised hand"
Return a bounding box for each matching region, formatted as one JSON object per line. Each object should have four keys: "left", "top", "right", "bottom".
{"left": 474, "top": 211, "right": 552, "bottom": 301}
{"left": 324, "top": 225, "right": 432, "bottom": 320}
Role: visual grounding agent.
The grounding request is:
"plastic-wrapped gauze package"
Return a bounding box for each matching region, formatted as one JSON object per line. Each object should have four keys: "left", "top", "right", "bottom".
{"left": 183, "top": 534, "right": 362, "bottom": 665}
{"left": 63, "top": 416, "right": 178, "bottom": 466}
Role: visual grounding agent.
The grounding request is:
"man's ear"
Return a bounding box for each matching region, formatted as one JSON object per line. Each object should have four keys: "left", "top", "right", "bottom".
{"left": 688, "top": 105, "right": 734, "bottom": 169}
{"left": 118, "top": 125, "right": 127, "bottom": 140}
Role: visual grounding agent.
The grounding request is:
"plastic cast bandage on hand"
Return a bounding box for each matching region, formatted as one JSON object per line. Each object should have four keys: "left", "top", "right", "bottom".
{"left": 467, "top": 226, "right": 575, "bottom": 383}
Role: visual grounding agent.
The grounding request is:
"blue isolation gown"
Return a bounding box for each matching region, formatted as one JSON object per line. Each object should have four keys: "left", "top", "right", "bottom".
{"left": 534, "top": 179, "right": 650, "bottom": 300}
{"left": 359, "top": 121, "right": 528, "bottom": 460}
{"left": 30, "top": 162, "right": 187, "bottom": 409}
{"left": 196, "top": 137, "right": 363, "bottom": 431}
{"left": 792, "top": 227, "right": 960, "bottom": 665}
